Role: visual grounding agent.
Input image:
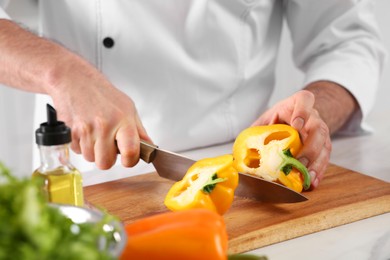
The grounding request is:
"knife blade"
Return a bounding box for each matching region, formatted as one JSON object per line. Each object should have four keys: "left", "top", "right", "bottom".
{"left": 140, "top": 140, "right": 308, "bottom": 203}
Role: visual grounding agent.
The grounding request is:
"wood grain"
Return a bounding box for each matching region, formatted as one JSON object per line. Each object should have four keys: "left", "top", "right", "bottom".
{"left": 84, "top": 164, "right": 390, "bottom": 254}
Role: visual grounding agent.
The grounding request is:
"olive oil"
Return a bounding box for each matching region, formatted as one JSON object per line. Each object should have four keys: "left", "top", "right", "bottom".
{"left": 33, "top": 168, "right": 84, "bottom": 206}
{"left": 32, "top": 104, "right": 84, "bottom": 207}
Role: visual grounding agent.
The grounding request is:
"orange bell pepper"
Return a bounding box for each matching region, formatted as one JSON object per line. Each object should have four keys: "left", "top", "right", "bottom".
{"left": 233, "top": 124, "right": 310, "bottom": 192}
{"left": 164, "top": 154, "right": 239, "bottom": 215}
{"left": 120, "top": 209, "right": 228, "bottom": 260}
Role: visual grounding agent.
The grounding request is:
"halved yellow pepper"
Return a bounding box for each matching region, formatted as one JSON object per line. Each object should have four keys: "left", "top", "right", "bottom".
{"left": 164, "top": 154, "right": 239, "bottom": 215}
{"left": 233, "top": 124, "right": 310, "bottom": 192}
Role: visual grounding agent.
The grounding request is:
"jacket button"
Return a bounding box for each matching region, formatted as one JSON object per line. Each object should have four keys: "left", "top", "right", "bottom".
{"left": 103, "top": 37, "right": 114, "bottom": 48}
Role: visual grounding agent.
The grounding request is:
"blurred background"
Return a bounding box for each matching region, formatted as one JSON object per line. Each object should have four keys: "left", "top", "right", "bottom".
{"left": 0, "top": 0, "right": 389, "bottom": 177}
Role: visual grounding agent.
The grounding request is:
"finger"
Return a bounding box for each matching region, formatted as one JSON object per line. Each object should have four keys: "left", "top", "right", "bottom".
{"left": 70, "top": 130, "right": 82, "bottom": 154}
{"left": 307, "top": 140, "right": 331, "bottom": 189}
{"left": 56, "top": 106, "right": 82, "bottom": 154}
{"left": 80, "top": 139, "right": 95, "bottom": 162}
{"left": 289, "top": 90, "right": 315, "bottom": 131}
{"left": 296, "top": 109, "right": 321, "bottom": 143}
{"left": 299, "top": 125, "right": 331, "bottom": 190}
{"left": 94, "top": 120, "right": 117, "bottom": 170}
{"left": 76, "top": 123, "right": 95, "bottom": 162}
{"left": 116, "top": 124, "right": 140, "bottom": 167}
{"left": 297, "top": 119, "right": 329, "bottom": 167}
{"left": 252, "top": 90, "right": 315, "bottom": 128}
{"left": 135, "top": 113, "right": 152, "bottom": 143}
{"left": 94, "top": 138, "right": 117, "bottom": 170}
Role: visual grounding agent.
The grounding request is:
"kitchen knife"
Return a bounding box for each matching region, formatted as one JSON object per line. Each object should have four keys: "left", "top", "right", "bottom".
{"left": 140, "top": 140, "right": 308, "bottom": 203}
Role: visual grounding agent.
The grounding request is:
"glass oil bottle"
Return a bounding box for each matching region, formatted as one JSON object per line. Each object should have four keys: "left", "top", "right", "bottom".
{"left": 32, "top": 104, "right": 84, "bottom": 206}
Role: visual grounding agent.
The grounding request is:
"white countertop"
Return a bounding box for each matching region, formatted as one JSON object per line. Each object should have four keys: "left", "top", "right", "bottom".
{"left": 82, "top": 104, "right": 390, "bottom": 260}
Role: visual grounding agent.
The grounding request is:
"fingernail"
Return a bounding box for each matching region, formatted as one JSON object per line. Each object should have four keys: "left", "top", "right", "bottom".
{"left": 299, "top": 157, "right": 309, "bottom": 167}
{"left": 292, "top": 117, "right": 305, "bottom": 131}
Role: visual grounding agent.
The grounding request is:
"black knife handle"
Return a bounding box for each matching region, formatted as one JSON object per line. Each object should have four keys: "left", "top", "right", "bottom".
{"left": 140, "top": 140, "right": 157, "bottom": 163}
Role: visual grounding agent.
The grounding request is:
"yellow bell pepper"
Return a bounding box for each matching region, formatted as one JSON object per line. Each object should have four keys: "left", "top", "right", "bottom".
{"left": 233, "top": 124, "right": 310, "bottom": 192}
{"left": 164, "top": 154, "right": 239, "bottom": 215}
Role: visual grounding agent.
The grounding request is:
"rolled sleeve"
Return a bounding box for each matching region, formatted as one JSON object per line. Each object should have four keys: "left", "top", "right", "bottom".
{"left": 285, "top": 0, "right": 387, "bottom": 133}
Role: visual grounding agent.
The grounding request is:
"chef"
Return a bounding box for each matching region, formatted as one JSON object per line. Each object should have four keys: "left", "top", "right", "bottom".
{"left": 0, "top": 0, "right": 386, "bottom": 189}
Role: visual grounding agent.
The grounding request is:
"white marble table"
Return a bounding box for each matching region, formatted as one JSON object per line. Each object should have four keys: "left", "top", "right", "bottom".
{"left": 82, "top": 105, "right": 390, "bottom": 260}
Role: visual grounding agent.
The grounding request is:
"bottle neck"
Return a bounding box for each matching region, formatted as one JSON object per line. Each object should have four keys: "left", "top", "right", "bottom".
{"left": 37, "top": 143, "right": 73, "bottom": 173}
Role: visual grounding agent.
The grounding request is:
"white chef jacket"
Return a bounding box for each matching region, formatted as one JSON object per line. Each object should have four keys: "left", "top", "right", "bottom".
{"left": 0, "top": 0, "right": 386, "bottom": 171}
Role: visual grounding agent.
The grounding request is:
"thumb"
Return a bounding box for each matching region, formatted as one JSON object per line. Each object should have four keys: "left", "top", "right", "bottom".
{"left": 289, "top": 90, "right": 315, "bottom": 131}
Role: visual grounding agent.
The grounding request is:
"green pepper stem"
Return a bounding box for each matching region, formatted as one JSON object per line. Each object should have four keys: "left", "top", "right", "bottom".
{"left": 201, "top": 173, "right": 227, "bottom": 194}
{"left": 281, "top": 150, "right": 311, "bottom": 190}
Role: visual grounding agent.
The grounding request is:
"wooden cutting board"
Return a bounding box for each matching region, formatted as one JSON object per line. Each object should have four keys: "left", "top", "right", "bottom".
{"left": 84, "top": 164, "right": 390, "bottom": 254}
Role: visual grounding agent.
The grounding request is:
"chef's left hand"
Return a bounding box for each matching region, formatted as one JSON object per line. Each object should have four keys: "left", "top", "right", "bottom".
{"left": 251, "top": 90, "right": 332, "bottom": 189}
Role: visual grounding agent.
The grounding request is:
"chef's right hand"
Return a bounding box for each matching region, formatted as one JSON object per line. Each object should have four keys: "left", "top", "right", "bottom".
{"left": 48, "top": 55, "right": 151, "bottom": 170}
{"left": 0, "top": 19, "right": 150, "bottom": 170}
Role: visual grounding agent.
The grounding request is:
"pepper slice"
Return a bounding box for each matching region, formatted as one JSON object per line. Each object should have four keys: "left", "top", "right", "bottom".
{"left": 164, "top": 154, "right": 239, "bottom": 215}
{"left": 233, "top": 124, "right": 310, "bottom": 192}
{"left": 120, "top": 209, "right": 228, "bottom": 260}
